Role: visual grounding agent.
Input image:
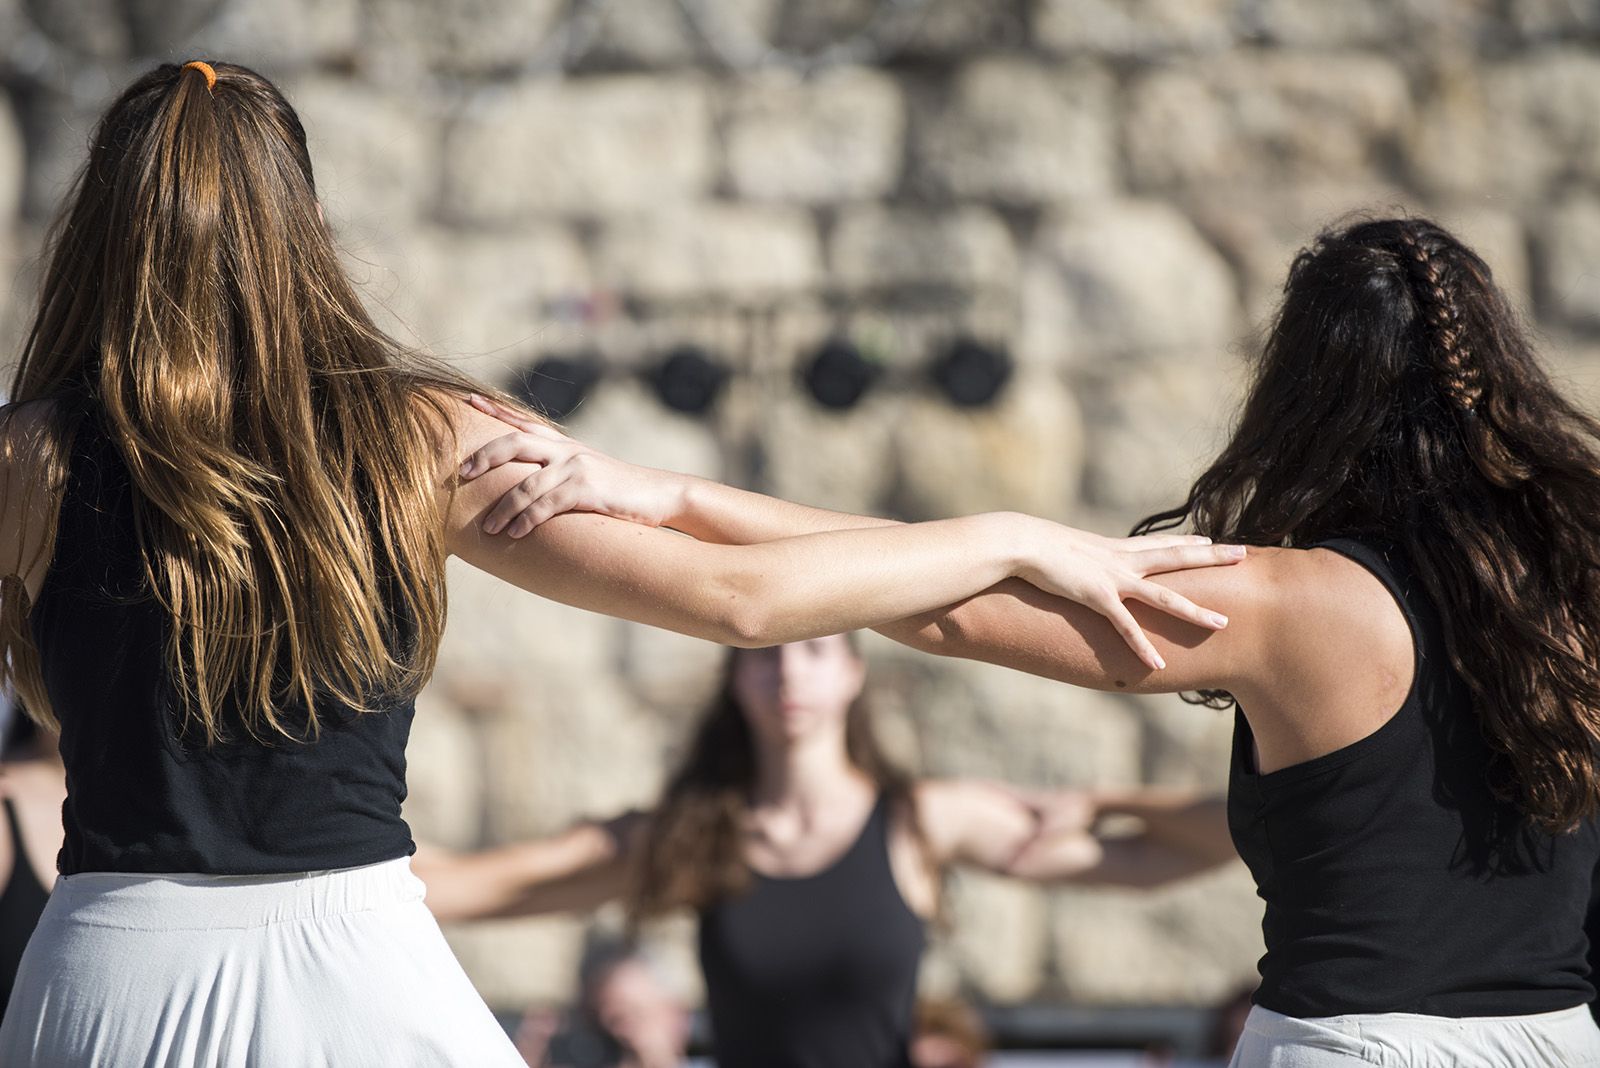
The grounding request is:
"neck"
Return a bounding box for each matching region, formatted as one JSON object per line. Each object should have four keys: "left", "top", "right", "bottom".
{"left": 751, "top": 727, "right": 870, "bottom": 813}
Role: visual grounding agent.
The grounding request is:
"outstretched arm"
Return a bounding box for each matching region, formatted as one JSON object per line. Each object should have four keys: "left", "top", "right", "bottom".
{"left": 451, "top": 397, "right": 1244, "bottom": 671}
{"left": 918, "top": 780, "right": 1234, "bottom": 889}
{"left": 1006, "top": 788, "right": 1236, "bottom": 888}
{"left": 412, "top": 812, "right": 646, "bottom": 922}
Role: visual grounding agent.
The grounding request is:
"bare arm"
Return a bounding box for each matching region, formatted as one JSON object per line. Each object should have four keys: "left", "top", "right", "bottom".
{"left": 1004, "top": 790, "right": 1235, "bottom": 889}
{"left": 412, "top": 813, "right": 644, "bottom": 922}
{"left": 915, "top": 780, "right": 1234, "bottom": 889}
{"left": 441, "top": 397, "right": 1241, "bottom": 666}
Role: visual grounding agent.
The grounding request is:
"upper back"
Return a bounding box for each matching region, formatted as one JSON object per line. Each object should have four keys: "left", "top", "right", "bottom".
{"left": 1229, "top": 538, "right": 1600, "bottom": 1017}
{"left": 26, "top": 409, "right": 418, "bottom": 877}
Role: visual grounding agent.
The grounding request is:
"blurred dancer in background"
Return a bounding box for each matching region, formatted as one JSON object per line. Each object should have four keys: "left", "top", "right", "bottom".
{"left": 415, "top": 633, "right": 1235, "bottom": 1068}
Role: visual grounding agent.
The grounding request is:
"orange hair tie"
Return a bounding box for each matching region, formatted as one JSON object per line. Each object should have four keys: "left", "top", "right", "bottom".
{"left": 183, "top": 60, "right": 217, "bottom": 92}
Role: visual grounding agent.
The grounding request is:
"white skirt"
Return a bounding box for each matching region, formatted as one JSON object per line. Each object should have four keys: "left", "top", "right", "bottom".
{"left": 0, "top": 856, "right": 526, "bottom": 1067}
{"left": 1230, "top": 1003, "right": 1600, "bottom": 1067}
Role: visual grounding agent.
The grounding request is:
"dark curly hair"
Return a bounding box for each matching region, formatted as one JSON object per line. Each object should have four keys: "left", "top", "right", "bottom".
{"left": 1137, "top": 216, "right": 1600, "bottom": 833}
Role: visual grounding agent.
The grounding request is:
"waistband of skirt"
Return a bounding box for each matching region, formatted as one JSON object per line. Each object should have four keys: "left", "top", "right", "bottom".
{"left": 1244, "top": 1002, "right": 1596, "bottom": 1036}
{"left": 45, "top": 855, "right": 424, "bottom": 931}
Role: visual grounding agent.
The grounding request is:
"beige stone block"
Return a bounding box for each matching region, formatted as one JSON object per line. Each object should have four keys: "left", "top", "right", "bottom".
{"left": 1078, "top": 354, "right": 1248, "bottom": 515}
{"left": 830, "top": 205, "right": 1016, "bottom": 291}
{"left": 1126, "top": 53, "right": 1411, "bottom": 190}
{"left": 1019, "top": 201, "right": 1240, "bottom": 367}
{"left": 915, "top": 59, "right": 1115, "bottom": 205}
{"left": 443, "top": 76, "right": 712, "bottom": 220}
{"left": 365, "top": 0, "right": 564, "bottom": 77}
{"left": 287, "top": 76, "right": 441, "bottom": 238}
{"left": 1539, "top": 195, "right": 1600, "bottom": 330}
{"left": 1035, "top": 0, "right": 1236, "bottom": 55}
{"left": 593, "top": 205, "right": 822, "bottom": 301}
{"left": 195, "top": 0, "right": 361, "bottom": 70}
{"left": 892, "top": 369, "right": 1084, "bottom": 522}
{"left": 725, "top": 67, "right": 904, "bottom": 203}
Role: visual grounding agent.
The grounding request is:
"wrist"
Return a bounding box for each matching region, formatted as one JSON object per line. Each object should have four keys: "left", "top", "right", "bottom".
{"left": 994, "top": 511, "right": 1051, "bottom": 582}
{"left": 663, "top": 472, "right": 706, "bottom": 530}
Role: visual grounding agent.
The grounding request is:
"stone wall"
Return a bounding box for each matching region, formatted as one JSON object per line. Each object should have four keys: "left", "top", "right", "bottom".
{"left": 3, "top": 0, "right": 1600, "bottom": 1012}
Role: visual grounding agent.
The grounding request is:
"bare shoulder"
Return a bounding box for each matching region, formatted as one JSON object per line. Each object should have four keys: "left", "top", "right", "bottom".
{"left": 1229, "top": 545, "right": 1416, "bottom": 771}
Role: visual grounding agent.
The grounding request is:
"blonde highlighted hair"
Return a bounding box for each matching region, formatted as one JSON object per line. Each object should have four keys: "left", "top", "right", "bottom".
{"left": 1, "top": 61, "right": 523, "bottom": 744}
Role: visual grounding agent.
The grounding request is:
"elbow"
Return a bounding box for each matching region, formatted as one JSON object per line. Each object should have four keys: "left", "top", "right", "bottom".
{"left": 710, "top": 575, "right": 777, "bottom": 648}
{"left": 720, "top": 603, "right": 774, "bottom": 648}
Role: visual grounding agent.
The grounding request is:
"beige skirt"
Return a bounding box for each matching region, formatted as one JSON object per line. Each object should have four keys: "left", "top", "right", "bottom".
{"left": 0, "top": 856, "right": 525, "bottom": 1067}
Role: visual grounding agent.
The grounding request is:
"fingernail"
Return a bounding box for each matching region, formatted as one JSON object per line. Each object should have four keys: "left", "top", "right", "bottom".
{"left": 459, "top": 461, "right": 473, "bottom": 477}
{"left": 1210, "top": 612, "right": 1229, "bottom": 628}
{"left": 1227, "top": 545, "right": 1247, "bottom": 558}
{"left": 1198, "top": 536, "right": 1212, "bottom": 544}
{"left": 482, "top": 520, "right": 500, "bottom": 534}
{"left": 468, "top": 393, "right": 482, "bottom": 405}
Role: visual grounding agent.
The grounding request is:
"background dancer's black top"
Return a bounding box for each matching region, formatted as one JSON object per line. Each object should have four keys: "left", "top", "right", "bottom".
{"left": 698, "top": 793, "right": 927, "bottom": 1068}
{"left": 1229, "top": 537, "right": 1600, "bottom": 1018}
{"left": 28, "top": 408, "right": 416, "bottom": 876}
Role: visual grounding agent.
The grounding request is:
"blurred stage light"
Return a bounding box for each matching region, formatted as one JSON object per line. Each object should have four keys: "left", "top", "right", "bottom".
{"left": 800, "top": 337, "right": 882, "bottom": 411}
{"left": 930, "top": 336, "right": 1012, "bottom": 408}
{"left": 511, "top": 353, "right": 603, "bottom": 421}
{"left": 648, "top": 344, "right": 730, "bottom": 416}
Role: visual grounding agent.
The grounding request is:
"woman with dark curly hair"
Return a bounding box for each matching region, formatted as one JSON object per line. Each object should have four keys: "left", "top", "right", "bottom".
{"left": 465, "top": 216, "right": 1600, "bottom": 1065}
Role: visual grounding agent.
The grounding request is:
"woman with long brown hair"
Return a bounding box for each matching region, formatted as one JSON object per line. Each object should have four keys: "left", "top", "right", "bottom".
{"left": 414, "top": 632, "right": 1234, "bottom": 1068}
{"left": 465, "top": 215, "right": 1600, "bottom": 1064}
{"left": 0, "top": 60, "right": 1238, "bottom": 1064}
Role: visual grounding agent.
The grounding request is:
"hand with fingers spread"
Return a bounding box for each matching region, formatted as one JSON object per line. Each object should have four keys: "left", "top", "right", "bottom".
{"left": 1006, "top": 523, "right": 1243, "bottom": 670}
{"left": 457, "top": 393, "right": 1245, "bottom": 672}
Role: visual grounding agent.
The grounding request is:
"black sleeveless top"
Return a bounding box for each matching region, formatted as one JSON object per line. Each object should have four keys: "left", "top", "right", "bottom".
{"left": 1229, "top": 538, "right": 1600, "bottom": 1017}
{"left": 698, "top": 794, "right": 927, "bottom": 1068}
{"left": 29, "top": 410, "right": 417, "bottom": 876}
{"left": 0, "top": 796, "right": 49, "bottom": 1026}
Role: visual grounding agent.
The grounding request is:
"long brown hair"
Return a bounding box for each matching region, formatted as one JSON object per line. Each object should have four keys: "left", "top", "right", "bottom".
{"left": 0, "top": 61, "right": 514, "bottom": 743}
{"left": 1138, "top": 216, "right": 1600, "bottom": 833}
{"left": 628, "top": 635, "right": 929, "bottom": 919}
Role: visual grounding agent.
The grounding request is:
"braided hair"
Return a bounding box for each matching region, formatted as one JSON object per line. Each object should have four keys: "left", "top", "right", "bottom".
{"left": 1139, "top": 215, "right": 1600, "bottom": 833}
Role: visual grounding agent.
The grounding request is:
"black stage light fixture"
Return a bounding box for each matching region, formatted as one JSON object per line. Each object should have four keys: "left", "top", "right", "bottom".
{"left": 930, "top": 336, "right": 1013, "bottom": 409}
{"left": 648, "top": 344, "right": 729, "bottom": 416}
{"left": 800, "top": 336, "right": 882, "bottom": 411}
{"left": 511, "top": 353, "right": 603, "bottom": 421}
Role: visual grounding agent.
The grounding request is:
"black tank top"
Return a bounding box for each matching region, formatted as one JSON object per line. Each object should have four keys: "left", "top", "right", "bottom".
{"left": 1229, "top": 538, "right": 1600, "bottom": 1017}
{"left": 0, "top": 796, "right": 49, "bottom": 1026}
{"left": 28, "top": 409, "right": 416, "bottom": 876}
{"left": 698, "top": 793, "right": 927, "bottom": 1068}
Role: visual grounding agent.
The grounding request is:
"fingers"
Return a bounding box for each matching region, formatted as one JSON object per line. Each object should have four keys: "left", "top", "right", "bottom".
{"left": 1102, "top": 596, "right": 1165, "bottom": 672}
{"left": 459, "top": 432, "right": 569, "bottom": 479}
{"left": 468, "top": 393, "right": 565, "bottom": 437}
{"left": 1123, "top": 533, "right": 1214, "bottom": 550}
{"left": 481, "top": 468, "right": 565, "bottom": 535}
{"left": 1131, "top": 543, "right": 1246, "bottom": 576}
{"left": 1127, "top": 579, "right": 1229, "bottom": 631}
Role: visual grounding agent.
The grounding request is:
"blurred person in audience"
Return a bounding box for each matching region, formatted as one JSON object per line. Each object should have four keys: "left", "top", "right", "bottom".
{"left": 0, "top": 59, "right": 1244, "bottom": 1066}
{"left": 909, "top": 997, "right": 989, "bottom": 1068}
{"left": 464, "top": 214, "right": 1600, "bottom": 1063}
{"left": 516, "top": 939, "right": 690, "bottom": 1068}
{"left": 0, "top": 692, "right": 63, "bottom": 1028}
{"left": 415, "top": 633, "right": 1235, "bottom": 1068}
